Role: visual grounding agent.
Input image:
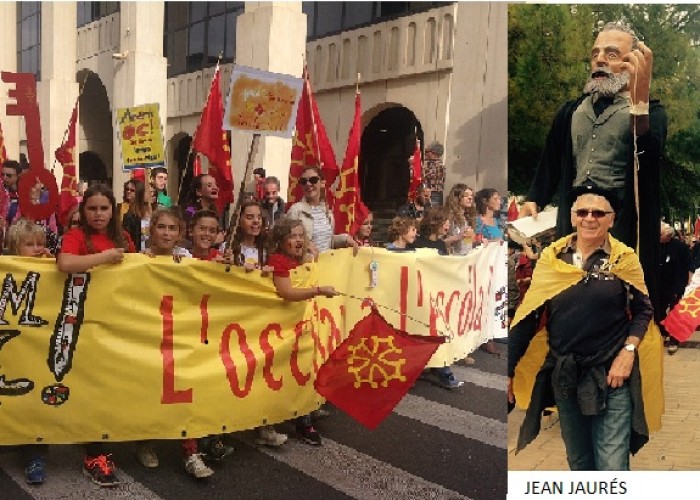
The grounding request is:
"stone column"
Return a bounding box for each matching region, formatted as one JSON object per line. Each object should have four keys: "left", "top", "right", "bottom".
{"left": 233, "top": 1, "right": 307, "bottom": 196}
{"left": 445, "top": 2, "right": 507, "bottom": 194}
{"left": 0, "top": 3, "right": 22, "bottom": 162}
{"left": 37, "top": 2, "right": 79, "bottom": 179}
{"left": 111, "top": 1, "right": 168, "bottom": 199}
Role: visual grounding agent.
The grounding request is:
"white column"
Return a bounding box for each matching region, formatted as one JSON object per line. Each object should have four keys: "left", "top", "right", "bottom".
{"left": 445, "top": 2, "right": 507, "bottom": 194}
{"left": 233, "top": 1, "right": 307, "bottom": 196}
{"left": 111, "top": 1, "right": 168, "bottom": 199}
{"left": 0, "top": 3, "right": 21, "bottom": 162}
{"left": 37, "top": 2, "right": 79, "bottom": 180}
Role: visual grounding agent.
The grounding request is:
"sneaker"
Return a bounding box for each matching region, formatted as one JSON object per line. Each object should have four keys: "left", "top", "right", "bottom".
{"left": 25, "top": 457, "right": 45, "bottom": 484}
{"left": 434, "top": 368, "right": 465, "bottom": 389}
{"left": 255, "top": 425, "right": 287, "bottom": 447}
{"left": 184, "top": 454, "right": 214, "bottom": 479}
{"left": 667, "top": 344, "right": 679, "bottom": 355}
{"left": 135, "top": 442, "right": 159, "bottom": 468}
{"left": 83, "top": 454, "right": 120, "bottom": 487}
{"left": 200, "top": 437, "right": 234, "bottom": 461}
{"left": 296, "top": 424, "right": 322, "bottom": 446}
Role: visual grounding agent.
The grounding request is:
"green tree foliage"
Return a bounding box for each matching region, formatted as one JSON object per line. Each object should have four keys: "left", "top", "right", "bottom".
{"left": 509, "top": 4, "right": 700, "bottom": 219}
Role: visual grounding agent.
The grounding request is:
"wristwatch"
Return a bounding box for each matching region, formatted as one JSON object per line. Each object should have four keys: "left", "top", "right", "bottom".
{"left": 623, "top": 343, "right": 636, "bottom": 353}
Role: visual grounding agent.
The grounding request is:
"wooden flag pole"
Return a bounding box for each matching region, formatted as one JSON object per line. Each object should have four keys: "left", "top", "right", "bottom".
{"left": 224, "top": 132, "right": 261, "bottom": 272}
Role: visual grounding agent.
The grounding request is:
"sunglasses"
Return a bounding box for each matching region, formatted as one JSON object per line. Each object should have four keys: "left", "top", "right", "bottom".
{"left": 299, "top": 176, "right": 320, "bottom": 185}
{"left": 572, "top": 209, "right": 613, "bottom": 219}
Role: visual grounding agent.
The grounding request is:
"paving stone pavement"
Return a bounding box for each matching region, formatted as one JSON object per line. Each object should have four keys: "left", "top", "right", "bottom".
{"left": 508, "top": 331, "right": 700, "bottom": 471}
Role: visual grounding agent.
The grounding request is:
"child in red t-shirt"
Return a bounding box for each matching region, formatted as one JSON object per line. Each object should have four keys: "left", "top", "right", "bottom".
{"left": 56, "top": 185, "right": 134, "bottom": 487}
{"left": 267, "top": 219, "right": 337, "bottom": 445}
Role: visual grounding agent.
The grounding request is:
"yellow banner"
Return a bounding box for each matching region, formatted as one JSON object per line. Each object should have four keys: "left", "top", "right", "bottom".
{"left": 0, "top": 245, "right": 505, "bottom": 445}
{"left": 116, "top": 103, "right": 166, "bottom": 169}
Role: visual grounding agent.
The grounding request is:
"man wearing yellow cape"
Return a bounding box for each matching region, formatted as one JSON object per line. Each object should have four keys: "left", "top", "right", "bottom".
{"left": 508, "top": 182, "right": 663, "bottom": 470}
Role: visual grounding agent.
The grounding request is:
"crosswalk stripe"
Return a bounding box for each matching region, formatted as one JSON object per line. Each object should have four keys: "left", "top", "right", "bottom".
{"left": 237, "top": 435, "right": 472, "bottom": 500}
{"left": 0, "top": 446, "right": 164, "bottom": 500}
{"left": 452, "top": 365, "right": 507, "bottom": 391}
{"left": 394, "top": 394, "right": 507, "bottom": 450}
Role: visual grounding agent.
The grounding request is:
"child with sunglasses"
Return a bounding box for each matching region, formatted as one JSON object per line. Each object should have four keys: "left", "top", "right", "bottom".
{"left": 287, "top": 166, "right": 358, "bottom": 258}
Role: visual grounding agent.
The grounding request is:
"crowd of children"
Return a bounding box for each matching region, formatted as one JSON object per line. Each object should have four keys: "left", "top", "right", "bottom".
{"left": 1, "top": 161, "right": 488, "bottom": 488}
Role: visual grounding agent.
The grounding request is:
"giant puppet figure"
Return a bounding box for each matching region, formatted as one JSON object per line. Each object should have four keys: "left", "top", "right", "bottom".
{"left": 518, "top": 21, "right": 667, "bottom": 316}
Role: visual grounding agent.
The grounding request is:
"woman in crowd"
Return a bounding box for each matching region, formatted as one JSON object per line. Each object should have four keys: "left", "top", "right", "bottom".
{"left": 267, "top": 218, "right": 337, "bottom": 445}
{"left": 443, "top": 183, "right": 475, "bottom": 255}
{"left": 57, "top": 184, "right": 136, "bottom": 487}
{"left": 475, "top": 188, "right": 504, "bottom": 242}
{"left": 353, "top": 212, "right": 373, "bottom": 247}
{"left": 118, "top": 180, "right": 137, "bottom": 222}
{"left": 287, "top": 166, "right": 358, "bottom": 257}
{"left": 386, "top": 217, "right": 417, "bottom": 250}
{"left": 122, "top": 180, "right": 153, "bottom": 251}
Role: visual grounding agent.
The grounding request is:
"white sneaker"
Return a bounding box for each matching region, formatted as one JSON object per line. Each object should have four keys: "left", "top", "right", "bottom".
{"left": 255, "top": 425, "right": 288, "bottom": 447}
{"left": 184, "top": 454, "right": 214, "bottom": 479}
{"left": 135, "top": 442, "right": 159, "bottom": 468}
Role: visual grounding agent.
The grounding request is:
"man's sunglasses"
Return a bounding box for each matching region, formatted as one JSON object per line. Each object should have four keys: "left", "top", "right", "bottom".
{"left": 299, "top": 176, "right": 320, "bottom": 185}
{"left": 572, "top": 209, "right": 613, "bottom": 219}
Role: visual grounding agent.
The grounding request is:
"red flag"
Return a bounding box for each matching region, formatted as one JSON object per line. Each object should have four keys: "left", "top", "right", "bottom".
{"left": 508, "top": 198, "right": 519, "bottom": 222}
{"left": 408, "top": 136, "right": 422, "bottom": 202}
{"left": 132, "top": 168, "right": 146, "bottom": 183}
{"left": 193, "top": 67, "right": 233, "bottom": 213}
{"left": 193, "top": 155, "right": 203, "bottom": 176}
{"left": 0, "top": 120, "right": 8, "bottom": 226}
{"left": 314, "top": 308, "right": 445, "bottom": 430}
{"left": 55, "top": 103, "right": 79, "bottom": 227}
{"left": 333, "top": 92, "right": 369, "bottom": 235}
{"left": 288, "top": 67, "right": 338, "bottom": 206}
{"left": 662, "top": 289, "right": 700, "bottom": 343}
{"left": 0, "top": 119, "right": 7, "bottom": 164}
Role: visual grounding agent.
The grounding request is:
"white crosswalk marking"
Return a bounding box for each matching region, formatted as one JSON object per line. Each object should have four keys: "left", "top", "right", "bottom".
{"left": 395, "top": 394, "right": 507, "bottom": 449}
{"left": 0, "top": 361, "right": 504, "bottom": 499}
{"left": 452, "top": 365, "right": 508, "bottom": 391}
{"left": 238, "top": 436, "right": 472, "bottom": 500}
{"left": 0, "top": 447, "right": 164, "bottom": 500}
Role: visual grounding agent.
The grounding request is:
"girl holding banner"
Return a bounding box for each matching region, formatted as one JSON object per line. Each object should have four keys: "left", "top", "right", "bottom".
{"left": 57, "top": 184, "right": 136, "bottom": 487}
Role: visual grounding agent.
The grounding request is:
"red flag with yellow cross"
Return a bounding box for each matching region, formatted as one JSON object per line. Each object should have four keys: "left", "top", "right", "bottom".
{"left": 662, "top": 288, "right": 700, "bottom": 343}
{"left": 333, "top": 91, "right": 369, "bottom": 235}
{"left": 314, "top": 308, "right": 444, "bottom": 429}
{"left": 55, "top": 102, "right": 79, "bottom": 227}
{"left": 288, "top": 67, "right": 338, "bottom": 207}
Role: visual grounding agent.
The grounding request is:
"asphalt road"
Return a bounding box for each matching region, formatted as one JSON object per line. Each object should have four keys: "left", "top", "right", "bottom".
{"left": 0, "top": 349, "right": 507, "bottom": 500}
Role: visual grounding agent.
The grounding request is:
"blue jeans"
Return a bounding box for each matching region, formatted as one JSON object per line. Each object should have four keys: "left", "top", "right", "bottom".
{"left": 555, "top": 382, "right": 632, "bottom": 471}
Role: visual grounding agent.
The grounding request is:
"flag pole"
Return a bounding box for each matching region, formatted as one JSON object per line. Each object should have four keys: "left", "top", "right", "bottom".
{"left": 224, "top": 132, "right": 261, "bottom": 272}
{"left": 179, "top": 52, "right": 224, "bottom": 200}
{"left": 51, "top": 72, "right": 90, "bottom": 175}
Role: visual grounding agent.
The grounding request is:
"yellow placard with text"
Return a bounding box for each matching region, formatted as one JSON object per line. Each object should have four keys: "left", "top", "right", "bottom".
{"left": 0, "top": 245, "right": 505, "bottom": 445}
{"left": 116, "top": 103, "right": 166, "bottom": 170}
